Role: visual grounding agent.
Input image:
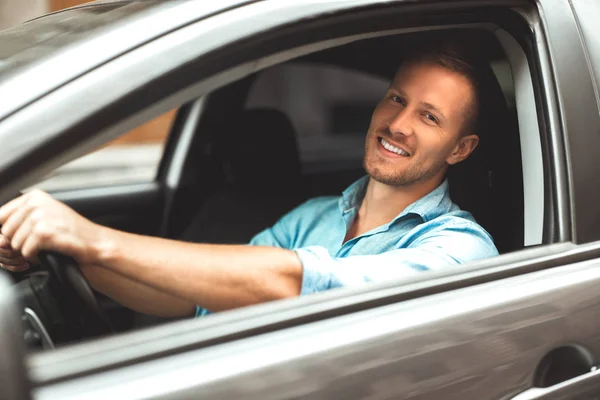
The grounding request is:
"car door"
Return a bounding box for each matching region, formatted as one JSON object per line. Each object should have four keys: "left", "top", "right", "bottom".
{"left": 0, "top": 273, "right": 30, "bottom": 400}
{"left": 26, "top": 244, "right": 600, "bottom": 400}
{"left": 2, "top": 0, "right": 600, "bottom": 399}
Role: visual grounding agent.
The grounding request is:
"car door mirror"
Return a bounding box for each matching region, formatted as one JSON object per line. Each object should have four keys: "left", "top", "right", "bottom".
{"left": 0, "top": 271, "right": 31, "bottom": 400}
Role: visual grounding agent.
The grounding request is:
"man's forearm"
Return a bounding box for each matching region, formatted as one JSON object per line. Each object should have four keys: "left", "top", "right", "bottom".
{"left": 90, "top": 227, "right": 304, "bottom": 312}
{"left": 80, "top": 264, "right": 196, "bottom": 318}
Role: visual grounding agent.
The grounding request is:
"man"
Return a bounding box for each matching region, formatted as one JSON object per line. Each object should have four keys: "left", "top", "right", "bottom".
{"left": 0, "top": 39, "right": 498, "bottom": 318}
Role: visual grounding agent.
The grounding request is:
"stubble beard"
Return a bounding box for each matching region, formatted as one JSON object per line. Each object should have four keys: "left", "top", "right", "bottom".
{"left": 362, "top": 143, "right": 447, "bottom": 187}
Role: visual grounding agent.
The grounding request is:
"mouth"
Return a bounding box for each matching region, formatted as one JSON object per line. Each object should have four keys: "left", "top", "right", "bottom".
{"left": 377, "top": 137, "right": 411, "bottom": 157}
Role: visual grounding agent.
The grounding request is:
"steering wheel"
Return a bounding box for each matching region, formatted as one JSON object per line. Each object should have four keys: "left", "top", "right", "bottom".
{"left": 39, "top": 252, "right": 114, "bottom": 333}
{"left": 0, "top": 192, "right": 114, "bottom": 337}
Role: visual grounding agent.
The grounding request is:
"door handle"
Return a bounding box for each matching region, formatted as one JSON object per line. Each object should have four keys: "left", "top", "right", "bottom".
{"left": 511, "top": 366, "right": 600, "bottom": 400}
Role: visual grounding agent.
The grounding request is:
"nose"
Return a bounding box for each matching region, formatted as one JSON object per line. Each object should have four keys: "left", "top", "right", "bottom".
{"left": 388, "top": 107, "right": 414, "bottom": 137}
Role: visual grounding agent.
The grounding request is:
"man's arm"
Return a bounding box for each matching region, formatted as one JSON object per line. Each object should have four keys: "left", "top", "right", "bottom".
{"left": 95, "top": 217, "right": 495, "bottom": 308}
{"left": 0, "top": 191, "right": 496, "bottom": 315}
{"left": 94, "top": 234, "right": 302, "bottom": 312}
{"left": 0, "top": 190, "right": 303, "bottom": 313}
{"left": 80, "top": 265, "right": 196, "bottom": 317}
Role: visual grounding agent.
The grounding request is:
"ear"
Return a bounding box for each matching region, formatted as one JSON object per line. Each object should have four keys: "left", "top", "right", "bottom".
{"left": 447, "top": 134, "right": 479, "bottom": 165}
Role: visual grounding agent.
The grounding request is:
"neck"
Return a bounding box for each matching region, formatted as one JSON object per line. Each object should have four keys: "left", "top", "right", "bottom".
{"left": 345, "top": 174, "right": 444, "bottom": 242}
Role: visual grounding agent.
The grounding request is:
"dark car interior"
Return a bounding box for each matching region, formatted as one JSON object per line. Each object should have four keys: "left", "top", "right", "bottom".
{"left": 10, "top": 29, "right": 525, "bottom": 348}
{"left": 166, "top": 30, "right": 523, "bottom": 254}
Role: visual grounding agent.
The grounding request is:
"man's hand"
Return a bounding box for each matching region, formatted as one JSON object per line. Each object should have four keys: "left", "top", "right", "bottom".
{"left": 0, "top": 190, "right": 103, "bottom": 265}
{"left": 0, "top": 234, "right": 30, "bottom": 272}
{"left": 0, "top": 191, "right": 199, "bottom": 318}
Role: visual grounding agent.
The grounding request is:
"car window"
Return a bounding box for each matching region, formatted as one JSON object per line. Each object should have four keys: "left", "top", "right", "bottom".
{"left": 245, "top": 63, "right": 389, "bottom": 173}
{"left": 30, "top": 108, "right": 177, "bottom": 191}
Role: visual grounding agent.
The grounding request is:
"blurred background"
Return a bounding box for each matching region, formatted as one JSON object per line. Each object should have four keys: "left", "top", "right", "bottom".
{"left": 0, "top": 1, "right": 104, "bottom": 31}
{"left": 0, "top": 0, "right": 49, "bottom": 31}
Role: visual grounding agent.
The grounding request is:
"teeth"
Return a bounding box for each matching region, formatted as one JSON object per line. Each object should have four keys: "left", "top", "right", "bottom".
{"left": 381, "top": 138, "right": 409, "bottom": 156}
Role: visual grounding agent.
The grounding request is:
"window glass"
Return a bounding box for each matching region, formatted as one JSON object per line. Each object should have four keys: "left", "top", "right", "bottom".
{"left": 32, "top": 108, "right": 177, "bottom": 191}
{"left": 245, "top": 63, "right": 390, "bottom": 172}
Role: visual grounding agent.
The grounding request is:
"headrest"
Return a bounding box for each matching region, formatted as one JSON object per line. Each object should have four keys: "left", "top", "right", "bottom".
{"left": 446, "top": 44, "right": 523, "bottom": 253}
{"left": 446, "top": 53, "right": 501, "bottom": 218}
{"left": 225, "top": 108, "right": 302, "bottom": 193}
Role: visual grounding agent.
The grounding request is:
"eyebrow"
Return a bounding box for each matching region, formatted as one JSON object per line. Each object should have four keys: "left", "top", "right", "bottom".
{"left": 395, "top": 88, "right": 447, "bottom": 122}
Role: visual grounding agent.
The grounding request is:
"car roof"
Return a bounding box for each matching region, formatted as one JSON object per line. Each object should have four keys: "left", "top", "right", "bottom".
{"left": 0, "top": 0, "right": 256, "bottom": 122}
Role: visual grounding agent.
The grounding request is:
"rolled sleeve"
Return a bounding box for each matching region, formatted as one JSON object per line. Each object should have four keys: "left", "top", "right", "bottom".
{"left": 294, "top": 222, "right": 498, "bottom": 295}
{"left": 295, "top": 246, "right": 425, "bottom": 295}
{"left": 295, "top": 247, "right": 337, "bottom": 295}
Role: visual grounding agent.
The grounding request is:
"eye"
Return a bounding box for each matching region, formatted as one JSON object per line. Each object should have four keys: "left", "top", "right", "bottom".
{"left": 424, "top": 113, "right": 439, "bottom": 125}
{"left": 391, "top": 95, "right": 405, "bottom": 105}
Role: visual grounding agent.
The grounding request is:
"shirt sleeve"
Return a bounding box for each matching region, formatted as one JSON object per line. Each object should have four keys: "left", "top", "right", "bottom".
{"left": 295, "top": 220, "right": 499, "bottom": 295}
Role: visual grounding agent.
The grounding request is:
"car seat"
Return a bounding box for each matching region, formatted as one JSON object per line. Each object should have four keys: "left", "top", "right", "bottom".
{"left": 178, "top": 108, "right": 307, "bottom": 244}
{"left": 446, "top": 56, "right": 524, "bottom": 254}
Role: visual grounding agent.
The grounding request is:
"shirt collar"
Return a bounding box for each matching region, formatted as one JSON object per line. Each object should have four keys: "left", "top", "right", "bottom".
{"left": 338, "top": 176, "right": 454, "bottom": 223}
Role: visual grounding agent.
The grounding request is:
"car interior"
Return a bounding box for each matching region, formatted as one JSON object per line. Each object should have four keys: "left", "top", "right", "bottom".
{"left": 166, "top": 30, "right": 524, "bottom": 254}
{"left": 14, "top": 28, "right": 529, "bottom": 349}
{"left": 121, "top": 29, "right": 524, "bottom": 329}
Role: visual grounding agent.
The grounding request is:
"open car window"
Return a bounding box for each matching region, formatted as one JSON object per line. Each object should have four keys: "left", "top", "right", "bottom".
{"left": 17, "top": 30, "right": 535, "bottom": 349}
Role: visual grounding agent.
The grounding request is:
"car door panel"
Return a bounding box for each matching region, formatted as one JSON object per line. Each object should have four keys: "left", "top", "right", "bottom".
{"left": 30, "top": 253, "right": 600, "bottom": 400}
{"left": 23, "top": 242, "right": 574, "bottom": 384}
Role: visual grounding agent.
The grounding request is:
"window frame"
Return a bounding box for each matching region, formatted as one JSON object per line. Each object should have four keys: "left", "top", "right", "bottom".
{"left": 538, "top": 0, "right": 600, "bottom": 245}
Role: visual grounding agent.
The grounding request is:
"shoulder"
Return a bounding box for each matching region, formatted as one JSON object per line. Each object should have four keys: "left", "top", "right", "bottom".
{"left": 428, "top": 209, "right": 487, "bottom": 230}
{"left": 428, "top": 210, "right": 494, "bottom": 241}
{"left": 408, "top": 211, "right": 499, "bottom": 258}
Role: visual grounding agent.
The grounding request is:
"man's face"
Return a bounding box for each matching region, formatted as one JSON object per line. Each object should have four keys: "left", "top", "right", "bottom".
{"left": 363, "top": 61, "right": 477, "bottom": 187}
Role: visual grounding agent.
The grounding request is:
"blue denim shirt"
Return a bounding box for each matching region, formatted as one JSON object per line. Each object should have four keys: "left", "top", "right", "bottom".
{"left": 196, "top": 176, "right": 498, "bottom": 316}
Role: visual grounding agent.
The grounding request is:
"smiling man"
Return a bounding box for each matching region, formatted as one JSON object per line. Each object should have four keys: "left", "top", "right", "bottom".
{"left": 0, "top": 38, "right": 498, "bottom": 318}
